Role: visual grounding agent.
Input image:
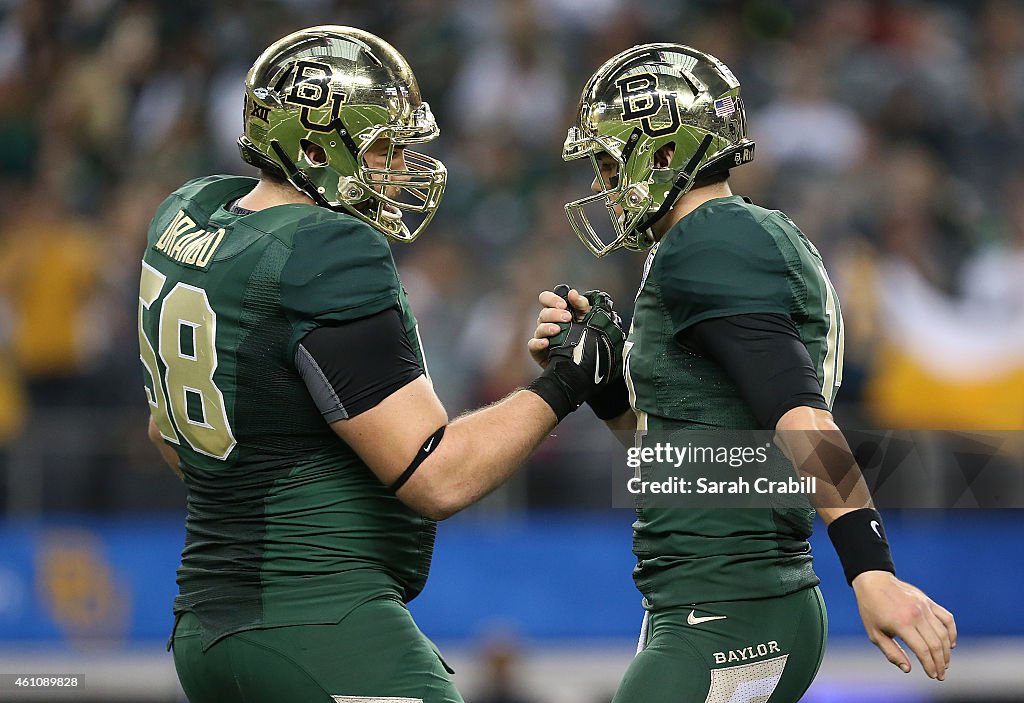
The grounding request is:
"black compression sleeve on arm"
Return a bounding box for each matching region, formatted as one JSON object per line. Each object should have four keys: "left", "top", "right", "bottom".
{"left": 678, "top": 313, "right": 829, "bottom": 430}
{"left": 295, "top": 307, "right": 423, "bottom": 421}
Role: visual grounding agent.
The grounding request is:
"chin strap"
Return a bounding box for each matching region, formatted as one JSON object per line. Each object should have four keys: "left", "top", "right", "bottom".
{"left": 239, "top": 136, "right": 287, "bottom": 179}
{"left": 269, "top": 140, "right": 335, "bottom": 209}
{"left": 327, "top": 116, "right": 362, "bottom": 161}
{"left": 619, "top": 127, "right": 643, "bottom": 165}
{"left": 633, "top": 133, "right": 715, "bottom": 237}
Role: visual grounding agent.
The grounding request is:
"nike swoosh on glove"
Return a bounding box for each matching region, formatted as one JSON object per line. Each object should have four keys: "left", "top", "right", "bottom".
{"left": 547, "top": 286, "right": 630, "bottom": 420}
{"left": 526, "top": 287, "right": 617, "bottom": 421}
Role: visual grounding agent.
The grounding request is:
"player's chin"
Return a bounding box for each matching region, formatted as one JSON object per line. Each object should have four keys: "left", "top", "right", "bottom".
{"left": 380, "top": 202, "right": 403, "bottom": 223}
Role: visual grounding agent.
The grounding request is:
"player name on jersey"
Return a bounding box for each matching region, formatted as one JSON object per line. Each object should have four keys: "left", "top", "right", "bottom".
{"left": 154, "top": 209, "right": 227, "bottom": 269}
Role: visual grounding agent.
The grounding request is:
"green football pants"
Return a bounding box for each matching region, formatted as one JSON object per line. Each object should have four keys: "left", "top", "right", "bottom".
{"left": 613, "top": 586, "right": 827, "bottom": 703}
{"left": 171, "top": 596, "right": 463, "bottom": 703}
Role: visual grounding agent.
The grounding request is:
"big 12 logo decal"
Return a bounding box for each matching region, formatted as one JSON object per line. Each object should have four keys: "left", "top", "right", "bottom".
{"left": 615, "top": 74, "right": 681, "bottom": 138}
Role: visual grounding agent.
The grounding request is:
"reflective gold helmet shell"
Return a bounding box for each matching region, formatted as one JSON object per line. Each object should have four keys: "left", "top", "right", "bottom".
{"left": 239, "top": 25, "right": 447, "bottom": 242}
{"left": 563, "top": 43, "right": 755, "bottom": 257}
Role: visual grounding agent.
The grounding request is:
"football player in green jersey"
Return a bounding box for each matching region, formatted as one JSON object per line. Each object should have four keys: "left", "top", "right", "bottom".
{"left": 530, "top": 44, "right": 957, "bottom": 702}
{"left": 140, "top": 26, "right": 617, "bottom": 703}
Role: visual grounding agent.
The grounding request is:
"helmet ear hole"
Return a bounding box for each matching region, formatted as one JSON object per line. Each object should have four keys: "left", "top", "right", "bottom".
{"left": 300, "top": 139, "right": 328, "bottom": 166}
{"left": 654, "top": 142, "right": 675, "bottom": 169}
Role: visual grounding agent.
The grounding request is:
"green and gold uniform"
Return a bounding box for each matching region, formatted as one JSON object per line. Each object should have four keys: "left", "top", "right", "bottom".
{"left": 139, "top": 176, "right": 460, "bottom": 703}
{"left": 616, "top": 196, "right": 843, "bottom": 703}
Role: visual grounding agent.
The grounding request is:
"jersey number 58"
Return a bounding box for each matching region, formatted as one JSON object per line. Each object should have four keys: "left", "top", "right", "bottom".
{"left": 138, "top": 262, "right": 236, "bottom": 460}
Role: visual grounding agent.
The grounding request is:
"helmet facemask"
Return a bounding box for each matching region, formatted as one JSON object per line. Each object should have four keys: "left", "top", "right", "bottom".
{"left": 563, "top": 129, "right": 656, "bottom": 257}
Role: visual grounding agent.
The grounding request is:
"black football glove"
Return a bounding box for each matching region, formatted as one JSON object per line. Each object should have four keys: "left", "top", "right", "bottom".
{"left": 526, "top": 285, "right": 619, "bottom": 421}
{"left": 579, "top": 290, "right": 631, "bottom": 420}
{"left": 546, "top": 287, "right": 631, "bottom": 420}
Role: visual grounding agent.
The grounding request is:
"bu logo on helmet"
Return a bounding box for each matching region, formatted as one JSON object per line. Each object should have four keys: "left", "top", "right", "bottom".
{"left": 285, "top": 60, "right": 347, "bottom": 133}
{"left": 615, "top": 73, "right": 681, "bottom": 138}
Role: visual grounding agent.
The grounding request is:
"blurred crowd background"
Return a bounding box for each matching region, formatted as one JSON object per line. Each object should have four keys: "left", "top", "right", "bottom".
{"left": 3, "top": 0, "right": 1024, "bottom": 515}
{"left": 1, "top": 2, "right": 1023, "bottom": 702}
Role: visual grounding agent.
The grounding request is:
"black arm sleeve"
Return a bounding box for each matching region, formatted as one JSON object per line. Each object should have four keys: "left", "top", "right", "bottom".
{"left": 677, "top": 313, "right": 829, "bottom": 430}
{"left": 295, "top": 307, "right": 423, "bottom": 422}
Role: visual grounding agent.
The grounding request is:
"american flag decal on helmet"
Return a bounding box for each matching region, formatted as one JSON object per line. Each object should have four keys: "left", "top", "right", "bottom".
{"left": 713, "top": 96, "right": 735, "bottom": 117}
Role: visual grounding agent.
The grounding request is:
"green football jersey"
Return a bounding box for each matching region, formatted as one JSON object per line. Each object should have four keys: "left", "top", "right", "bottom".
{"left": 625, "top": 195, "right": 844, "bottom": 608}
{"left": 138, "top": 175, "right": 435, "bottom": 649}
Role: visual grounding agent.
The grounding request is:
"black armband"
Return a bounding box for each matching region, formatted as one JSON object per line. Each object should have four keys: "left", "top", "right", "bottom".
{"left": 390, "top": 425, "right": 446, "bottom": 493}
{"left": 827, "top": 508, "right": 896, "bottom": 585}
{"left": 587, "top": 375, "right": 631, "bottom": 420}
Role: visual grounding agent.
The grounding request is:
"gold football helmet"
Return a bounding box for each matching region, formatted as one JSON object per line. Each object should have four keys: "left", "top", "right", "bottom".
{"left": 563, "top": 44, "right": 755, "bottom": 256}
{"left": 239, "top": 26, "right": 447, "bottom": 242}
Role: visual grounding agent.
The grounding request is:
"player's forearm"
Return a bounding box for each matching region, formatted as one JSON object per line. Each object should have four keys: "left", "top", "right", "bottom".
{"left": 774, "top": 406, "right": 873, "bottom": 519}
{"left": 159, "top": 444, "right": 185, "bottom": 482}
{"left": 410, "top": 390, "right": 557, "bottom": 519}
{"left": 148, "top": 417, "right": 184, "bottom": 481}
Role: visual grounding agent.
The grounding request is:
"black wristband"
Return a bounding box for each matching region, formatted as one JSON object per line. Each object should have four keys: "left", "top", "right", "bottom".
{"left": 587, "top": 375, "right": 631, "bottom": 420}
{"left": 827, "top": 508, "right": 896, "bottom": 586}
{"left": 527, "top": 358, "right": 590, "bottom": 422}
